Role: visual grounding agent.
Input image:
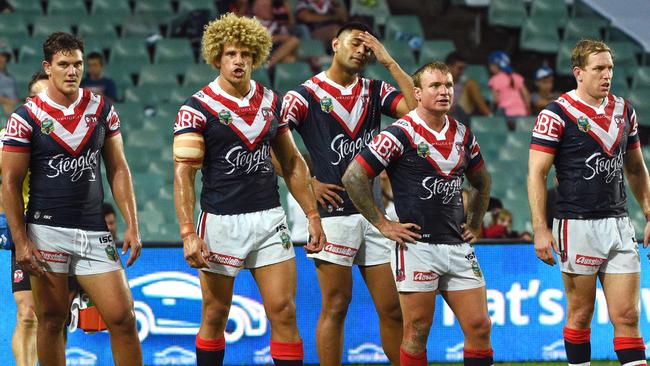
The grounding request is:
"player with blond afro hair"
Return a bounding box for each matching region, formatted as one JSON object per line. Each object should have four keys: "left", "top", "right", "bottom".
{"left": 173, "top": 11, "right": 327, "bottom": 366}
{"left": 201, "top": 12, "right": 272, "bottom": 69}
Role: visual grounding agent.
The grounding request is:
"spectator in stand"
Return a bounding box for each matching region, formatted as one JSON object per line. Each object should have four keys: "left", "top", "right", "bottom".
{"left": 531, "top": 66, "right": 560, "bottom": 116}
{"left": 0, "top": 48, "right": 18, "bottom": 116}
{"left": 483, "top": 209, "right": 532, "bottom": 241}
{"left": 79, "top": 52, "right": 117, "bottom": 103}
{"left": 446, "top": 52, "right": 492, "bottom": 123}
{"left": 0, "top": 0, "right": 13, "bottom": 13}
{"left": 295, "top": 0, "right": 348, "bottom": 49}
{"left": 487, "top": 51, "right": 531, "bottom": 129}
{"left": 251, "top": 0, "right": 300, "bottom": 68}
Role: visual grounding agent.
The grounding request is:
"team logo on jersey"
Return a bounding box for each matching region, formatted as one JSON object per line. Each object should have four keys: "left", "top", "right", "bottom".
{"left": 417, "top": 142, "right": 430, "bottom": 158}
{"left": 261, "top": 107, "right": 274, "bottom": 123}
{"left": 41, "top": 119, "right": 55, "bottom": 135}
{"left": 455, "top": 142, "right": 464, "bottom": 153}
{"left": 577, "top": 116, "right": 591, "bottom": 132}
{"left": 218, "top": 110, "right": 233, "bottom": 125}
{"left": 320, "top": 97, "right": 333, "bottom": 113}
{"left": 105, "top": 246, "right": 118, "bottom": 262}
{"left": 85, "top": 114, "right": 98, "bottom": 128}
{"left": 360, "top": 94, "right": 369, "bottom": 108}
{"left": 614, "top": 114, "right": 624, "bottom": 126}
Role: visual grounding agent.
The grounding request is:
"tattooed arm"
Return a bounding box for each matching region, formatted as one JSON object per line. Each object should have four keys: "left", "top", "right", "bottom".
{"left": 342, "top": 159, "right": 420, "bottom": 246}
{"left": 463, "top": 164, "right": 491, "bottom": 243}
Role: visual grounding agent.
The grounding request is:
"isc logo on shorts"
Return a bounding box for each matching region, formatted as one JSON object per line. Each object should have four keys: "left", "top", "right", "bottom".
{"left": 575, "top": 254, "right": 606, "bottom": 267}
{"left": 413, "top": 271, "right": 438, "bottom": 282}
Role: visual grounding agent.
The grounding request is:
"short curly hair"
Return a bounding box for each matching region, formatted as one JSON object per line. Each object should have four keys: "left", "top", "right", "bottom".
{"left": 201, "top": 13, "right": 272, "bottom": 69}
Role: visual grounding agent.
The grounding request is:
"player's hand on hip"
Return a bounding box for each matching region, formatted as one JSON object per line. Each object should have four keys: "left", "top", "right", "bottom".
{"left": 533, "top": 228, "right": 557, "bottom": 266}
{"left": 183, "top": 233, "right": 210, "bottom": 269}
{"left": 304, "top": 216, "right": 327, "bottom": 253}
{"left": 461, "top": 223, "right": 481, "bottom": 244}
{"left": 377, "top": 219, "right": 421, "bottom": 247}
{"left": 16, "top": 238, "right": 46, "bottom": 276}
{"left": 122, "top": 227, "right": 142, "bottom": 267}
{"left": 311, "top": 177, "right": 344, "bottom": 211}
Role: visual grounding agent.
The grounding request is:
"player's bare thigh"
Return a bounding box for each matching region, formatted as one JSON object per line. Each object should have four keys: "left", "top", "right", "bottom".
{"left": 562, "top": 272, "right": 598, "bottom": 329}
{"left": 599, "top": 272, "right": 641, "bottom": 336}
{"left": 197, "top": 270, "right": 235, "bottom": 339}
{"left": 75, "top": 269, "right": 136, "bottom": 328}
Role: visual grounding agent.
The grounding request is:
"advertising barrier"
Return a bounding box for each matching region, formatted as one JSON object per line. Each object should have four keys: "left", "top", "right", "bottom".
{"left": 2, "top": 244, "right": 650, "bottom": 365}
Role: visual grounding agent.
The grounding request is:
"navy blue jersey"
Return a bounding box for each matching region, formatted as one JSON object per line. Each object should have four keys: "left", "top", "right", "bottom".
{"left": 2, "top": 89, "right": 120, "bottom": 231}
{"left": 174, "top": 78, "right": 284, "bottom": 215}
{"left": 530, "top": 90, "right": 640, "bottom": 219}
{"left": 280, "top": 71, "right": 403, "bottom": 217}
{"left": 356, "top": 111, "right": 484, "bottom": 244}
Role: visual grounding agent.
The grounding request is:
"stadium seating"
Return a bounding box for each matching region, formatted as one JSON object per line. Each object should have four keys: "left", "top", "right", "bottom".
{"left": 183, "top": 63, "right": 216, "bottom": 86}
{"left": 8, "top": 0, "right": 43, "bottom": 16}
{"left": 47, "top": 0, "right": 87, "bottom": 16}
{"left": 177, "top": 0, "right": 218, "bottom": 13}
{"left": 562, "top": 18, "right": 604, "bottom": 42}
{"left": 529, "top": 0, "right": 569, "bottom": 27}
{"left": 90, "top": 0, "right": 131, "bottom": 18}
{"left": 384, "top": 15, "right": 423, "bottom": 41}
{"left": 519, "top": 18, "right": 560, "bottom": 53}
{"left": 487, "top": 0, "right": 527, "bottom": 28}
{"left": 0, "top": 14, "right": 29, "bottom": 37}
{"left": 349, "top": 0, "right": 391, "bottom": 27}
{"left": 32, "top": 15, "right": 76, "bottom": 38}
{"left": 419, "top": 40, "right": 456, "bottom": 63}
{"left": 110, "top": 38, "right": 150, "bottom": 65}
{"left": 273, "top": 62, "right": 312, "bottom": 96}
{"left": 382, "top": 40, "right": 417, "bottom": 66}
{"left": 298, "top": 39, "right": 327, "bottom": 59}
{"left": 154, "top": 38, "right": 195, "bottom": 64}
{"left": 77, "top": 17, "right": 119, "bottom": 40}
{"left": 631, "top": 66, "right": 650, "bottom": 90}
{"left": 554, "top": 42, "right": 573, "bottom": 76}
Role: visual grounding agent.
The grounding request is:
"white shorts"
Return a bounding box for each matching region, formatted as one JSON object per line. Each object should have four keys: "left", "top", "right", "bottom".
{"left": 306, "top": 214, "right": 392, "bottom": 267}
{"left": 392, "top": 242, "right": 486, "bottom": 292}
{"left": 553, "top": 217, "right": 640, "bottom": 275}
{"left": 28, "top": 224, "right": 122, "bottom": 275}
{"left": 198, "top": 206, "right": 295, "bottom": 277}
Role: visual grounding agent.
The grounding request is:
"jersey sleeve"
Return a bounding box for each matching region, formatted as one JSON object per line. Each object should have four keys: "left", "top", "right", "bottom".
{"left": 467, "top": 131, "right": 484, "bottom": 171}
{"left": 273, "top": 91, "right": 289, "bottom": 136}
{"left": 626, "top": 100, "right": 640, "bottom": 151}
{"left": 354, "top": 125, "right": 406, "bottom": 178}
{"left": 173, "top": 98, "right": 208, "bottom": 135}
{"left": 2, "top": 108, "right": 33, "bottom": 153}
{"left": 104, "top": 103, "right": 121, "bottom": 138}
{"left": 530, "top": 104, "right": 565, "bottom": 154}
{"left": 280, "top": 88, "right": 309, "bottom": 129}
{"left": 379, "top": 80, "right": 404, "bottom": 118}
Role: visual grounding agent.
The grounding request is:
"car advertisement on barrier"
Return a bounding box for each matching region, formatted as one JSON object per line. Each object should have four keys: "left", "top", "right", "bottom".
{"left": 2, "top": 244, "right": 650, "bottom": 364}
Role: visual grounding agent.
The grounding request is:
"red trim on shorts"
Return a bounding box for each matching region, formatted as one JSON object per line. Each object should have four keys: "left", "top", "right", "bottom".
{"left": 195, "top": 334, "right": 225, "bottom": 351}
{"left": 563, "top": 219, "right": 569, "bottom": 259}
{"left": 199, "top": 211, "right": 207, "bottom": 239}
{"left": 400, "top": 347, "right": 427, "bottom": 366}
{"left": 464, "top": 348, "right": 494, "bottom": 358}
{"left": 563, "top": 327, "right": 590, "bottom": 344}
{"left": 614, "top": 336, "right": 645, "bottom": 351}
{"left": 270, "top": 340, "right": 303, "bottom": 360}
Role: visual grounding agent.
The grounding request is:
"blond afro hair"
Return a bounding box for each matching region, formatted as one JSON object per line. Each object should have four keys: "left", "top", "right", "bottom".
{"left": 202, "top": 13, "right": 272, "bottom": 69}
